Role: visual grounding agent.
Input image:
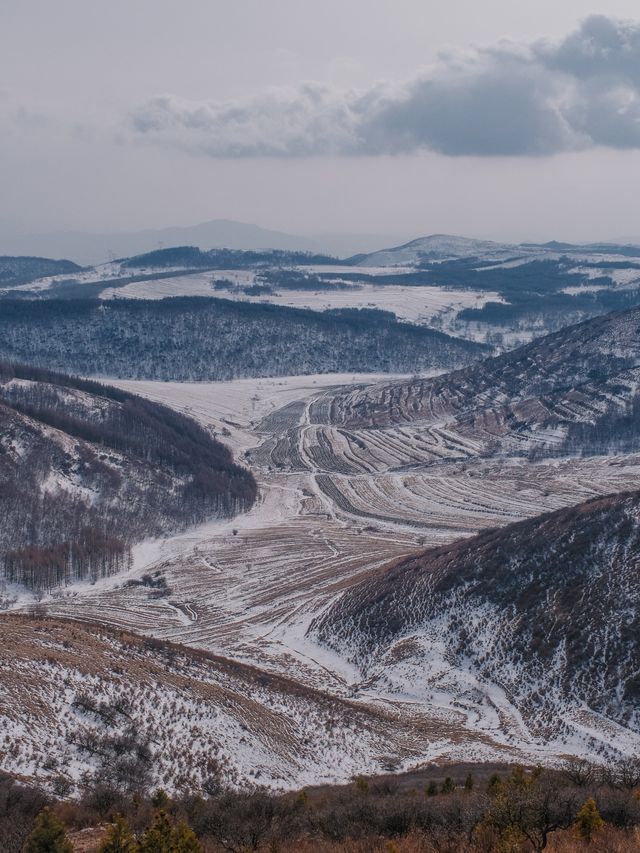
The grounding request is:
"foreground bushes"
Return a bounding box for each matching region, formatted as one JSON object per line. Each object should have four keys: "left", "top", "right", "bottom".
{"left": 3, "top": 762, "right": 640, "bottom": 852}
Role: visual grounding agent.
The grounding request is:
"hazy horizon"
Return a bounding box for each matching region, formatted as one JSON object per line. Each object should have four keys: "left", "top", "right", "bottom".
{"left": 4, "top": 1, "right": 640, "bottom": 244}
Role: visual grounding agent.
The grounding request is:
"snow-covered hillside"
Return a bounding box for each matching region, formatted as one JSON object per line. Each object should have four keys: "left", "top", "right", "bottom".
{"left": 0, "top": 363, "right": 255, "bottom": 595}
{"left": 355, "top": 233, "right": 640, "bottom": 267}
{"left": 0, "top": 614, "right": 449, "bottom": 793}
{"left": 311, "top": 491, "right": 640, "bottom": 759}
{"left": 319, "top": 305, "right": 640, "bottom": 458}
{"left": 7, "top": 239, "right": 640, "bottom": 352}
{"left": 0, "top": 298, "right": 486, "bottom": 381}
{"left": 355, "top": 234, "right": 517, "bottom": 266}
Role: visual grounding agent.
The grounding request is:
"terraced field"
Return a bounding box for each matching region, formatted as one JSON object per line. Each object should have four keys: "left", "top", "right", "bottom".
{"left": 41, "top": 374, "right": 640, "bottom": 708}
{"left": 0, "top": 295, "right": 624, "bottom": 796}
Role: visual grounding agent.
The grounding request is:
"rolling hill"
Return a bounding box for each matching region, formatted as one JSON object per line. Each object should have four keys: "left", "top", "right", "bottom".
{"left": 318, "top": 304, "right": 640, "bottom": 463}
{"left": 0, "top": 363, "right": 255, "bottom": 594}
{"left": 355, "top": 233, "right": 640, "bottom": 267}
{"left": 354, "top": 234, "right": 515, "bottom": 266}
{"left": 0, "top": 297, "right": 487, "bottom": 381}
{"left": 311, "top": 491, "right": 640, "bottom": 756}
{"left": 0, "top": 256, "right": 82, "bottom": 288}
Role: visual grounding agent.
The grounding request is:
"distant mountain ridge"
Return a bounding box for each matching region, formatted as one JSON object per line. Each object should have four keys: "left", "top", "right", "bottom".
{"left": 356, "top": 233, "right": 640, "bottom": 266}
{"left": 4, "top": 225, "right": 640, "bottom": 268}
{"left": 0, "top": 220, "right": 406, "bottom": 266}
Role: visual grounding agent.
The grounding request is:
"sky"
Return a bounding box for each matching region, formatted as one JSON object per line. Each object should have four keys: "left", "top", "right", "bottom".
{"left": 3, "top": 0, "right": 640, "bottom": 243}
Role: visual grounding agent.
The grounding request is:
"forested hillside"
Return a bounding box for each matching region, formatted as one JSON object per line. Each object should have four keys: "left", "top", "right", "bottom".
{"left": 320, "top": 305, "right": 640, "bottom": 460}
{"left": 312, "top": 491, "right": 640, "bottom": 747}
{"left": 0, "top": 297, "right": 486, "bottom": 380}
{"left": 0, "top": 363, "right": 255, "bottom": 593}
{"left": 120, "top": 245, "right": 336, "bottom": 269}
{"left": 0, "top": 256, "right": 82, "bottom": 288}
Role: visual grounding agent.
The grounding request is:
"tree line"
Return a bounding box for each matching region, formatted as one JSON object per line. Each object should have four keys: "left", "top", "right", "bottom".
{"left": 0, "top": 363, "right": 256, "bottom": 594}
{"left": 0, "top": 297, "right": 487, "bottom": 382}
{"left": 5, "top": 759, "right": 640, "bottom": 852}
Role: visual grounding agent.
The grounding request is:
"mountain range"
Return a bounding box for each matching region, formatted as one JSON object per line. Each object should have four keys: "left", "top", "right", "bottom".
{"left": 7, "top": 222, "right": 640, "bottom": 269}
{"left": 0, "top": 220, "right": 407, "bottom": 266}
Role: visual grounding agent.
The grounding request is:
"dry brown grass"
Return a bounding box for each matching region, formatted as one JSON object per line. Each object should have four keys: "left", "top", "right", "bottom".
{"left": 1, "top": 613, "right": 480, "bottom": 794}
{"left": 66, "top": 825, "right": 108, "bottom": 852}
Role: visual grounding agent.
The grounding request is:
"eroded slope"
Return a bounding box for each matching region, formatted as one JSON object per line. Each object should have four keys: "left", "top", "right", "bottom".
{"left": 312, "top": 491, "right": 640, "bottom": 756}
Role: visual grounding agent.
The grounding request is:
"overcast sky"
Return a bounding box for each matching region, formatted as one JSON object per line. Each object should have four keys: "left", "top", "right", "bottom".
{"left": 3, "top": 0, "right": 640, "bottom": 243}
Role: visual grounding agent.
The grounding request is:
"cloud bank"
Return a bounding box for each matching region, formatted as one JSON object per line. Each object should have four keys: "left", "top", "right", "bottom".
{"left": 129, "top": 16, "right": 640, "bottom": 158}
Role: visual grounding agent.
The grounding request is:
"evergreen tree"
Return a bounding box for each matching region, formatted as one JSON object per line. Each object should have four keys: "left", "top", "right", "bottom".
{"left": 488, "top": 773, "right": 503, "bottom": 794}
{"left": 574, "top": 797, "right": 604, "bottom": 842}
{"left": 138, "top": 810, "right": 173, "bottom": 853}
{"left": 441, "top": 777, "right": 456, "bottom": 794}
{"left": 24, "top": 807, "right": 73, "bottom": 853}
{"left": 170, "top": 821, "right": 201, "bottom": 853}
{"left": 137, "top": 810, "right": 201, "bottom": 853}
{"left": 464, "top": 773, "right": 474, "bottom": 791}
{"left": 151, "top": 789, "right": 170, "bottom": 809}
{"left": 99, "top": 815, "right": 137, "bottom": 853}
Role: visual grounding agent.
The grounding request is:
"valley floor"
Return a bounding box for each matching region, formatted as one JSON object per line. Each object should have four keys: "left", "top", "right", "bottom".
{"left": 8, "top": 371, "right": 640, "bottom": 788}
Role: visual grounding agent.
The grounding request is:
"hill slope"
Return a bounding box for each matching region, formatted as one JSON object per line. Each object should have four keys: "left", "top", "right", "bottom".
{"left": 311, "top": 491, "right": 640, "bottom": 755}
{"left": 356, "top": 234, "right": 514, "bottom": 266}
{"left": 0, "top": 256, "right": 82, "bottom": 289}
{"left": 0, "top": 615, "right": 453, "bottom": 793}
{"left": 0, "top": 298, "right": 487, "bottom": 381}
{"left": 356, "top": 233, "right": 640, "bottom": 267}
{"left": 0, "top": 363, "right": 255, "bottom": 593}
{"left": 317, "top": 305, "right": 640, "bottom": 464}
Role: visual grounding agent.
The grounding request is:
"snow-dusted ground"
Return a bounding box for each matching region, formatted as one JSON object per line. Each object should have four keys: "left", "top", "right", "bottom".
{"left": 11, "top": 248, "right": 640, "bottom": 354}
{"left": 4, "top": 616, "right": 482, "bottom": 793}
{"left": 9, "top": 371, "right": 635, "bottom": 785}
{"left": 10, "top": 256, "right": 502, "bottom": 338}
{"left": 113, "top": 372, "right": 414, "bottom": 455}
{"left": 354, "top": 233, "right": 640, "bottom": 268}
{"left": 11, "top": 261, "right": 128, "bottom": 293}
{"left": 100, "top": 269, "right": 255, "bottom": 300}
{"left": 99, "top": 270, "right": 500, "bottom": 330}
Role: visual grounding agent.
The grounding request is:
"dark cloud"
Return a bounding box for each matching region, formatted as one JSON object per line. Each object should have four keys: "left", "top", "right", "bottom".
{"left": 541, "top": 14, "right": 640, "bottom": 84}
{"left": 128, "top": 16, "right": 640, "bottom": 158}
{"left": 359, "top": 59, "right": 571, "bottom": 156}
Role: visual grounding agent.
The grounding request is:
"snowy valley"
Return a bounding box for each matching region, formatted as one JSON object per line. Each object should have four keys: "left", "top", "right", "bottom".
{"left": 1, "top": 238, "right": 640, "bottom": 802}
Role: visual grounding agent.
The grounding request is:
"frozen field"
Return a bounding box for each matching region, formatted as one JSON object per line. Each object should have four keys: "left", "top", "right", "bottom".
{"left": 101, "top": 270, "right": 499, "bottom": 328}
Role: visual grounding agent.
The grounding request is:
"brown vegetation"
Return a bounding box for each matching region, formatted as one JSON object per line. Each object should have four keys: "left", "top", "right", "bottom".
{"left": 3, "top": 762, "right": 640, "bottom": 852}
